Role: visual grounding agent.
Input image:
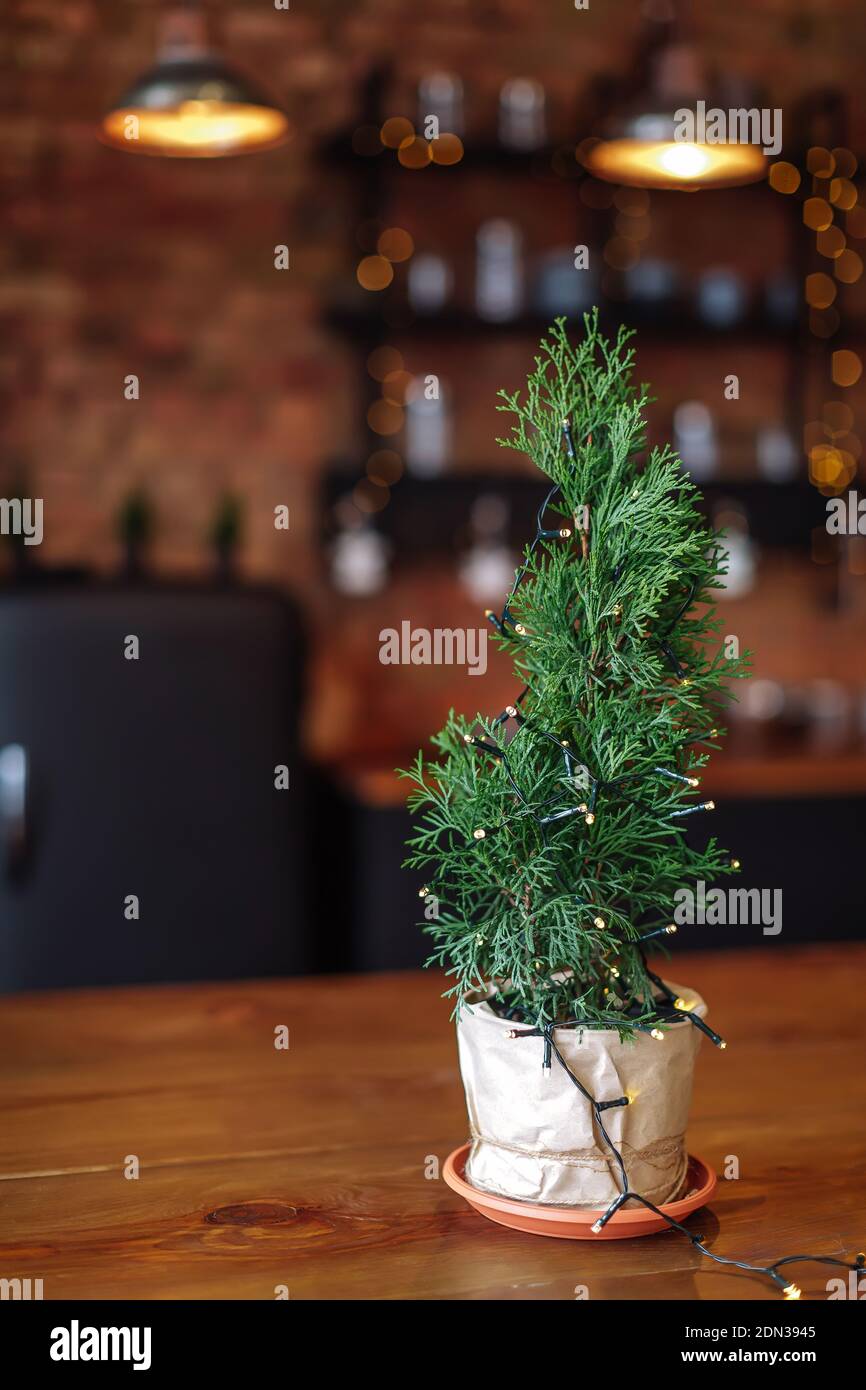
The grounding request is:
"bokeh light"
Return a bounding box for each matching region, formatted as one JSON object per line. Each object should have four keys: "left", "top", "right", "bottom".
{"left": 352, "top": 478, "right": 389, "bottom": 514}
{"left": 397, "top": 136, "right": 432, "bottom": 169}
{"left": 829, "top": 178, "right": 857, "bottom": 210}
{"left": 832, "top": 349, "right": 863, "bottom": 387}
{"left": 380, "top": 116, "right": 414, "bottom": 149}
{"left": 377, "top": 227, "right": 415, "bottom": 262}
{"left": 367, "top": 346, "right": 403, "bottom": 381}
{"left": 809, "top": 443, "right": 846, "bottom": 484}
{"left": 381, "top": 369, "right": 413, "bottom": 405}
{"left": 807, "top": 146, "right": 835, "bottom": 177}
{"left": 831, "top": 148, "right": 858, "bottom": 178}
{"left": 835, "top": 248, "right": 863, "bottom": 283}
{"left": 366, "top": 399, "right": 403, "bottom": 435}
{"left": 366, "top": 450, "right": 404, "bottom": 485}
{"left": 823, "top": 400, "right": 855, "bottom": 433}
{"left": 803, "top": 197, "right": 833, "bottom": 231}
{"left": 769, "top": 161, "right": 801, "bottom": 193}
{"left": 356, "top": 255, "right": 394, "bottom": 291}
{"left": 430, "top": 134, "right": 464, "bottom": 165}
{"left": 805, "top": 272, "right": 837, "bottom": 308}
{"left": 816, "top": 226, "right": 846, "bottom": 259}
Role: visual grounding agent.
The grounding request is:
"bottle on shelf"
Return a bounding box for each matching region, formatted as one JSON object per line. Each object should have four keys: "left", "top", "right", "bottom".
{"left": 405, "top": 374, "right": 452, "bottom": 477}
{"left": 475, "top": 218, "right": 524, "bottom": 322}
{"left": 418, "top": 72, "right": 464, "bottom": 137}
{"left": 458, "top": 493, "right": 516, "bottom": 603}
{"left": 498, "top": 78, "right": 546, "bottom": 151}
{"left": 408, "top": 253, "right": 454, "bottom": 314}
{"left": 674, "top": 400, "right": 718, "bottom": 481}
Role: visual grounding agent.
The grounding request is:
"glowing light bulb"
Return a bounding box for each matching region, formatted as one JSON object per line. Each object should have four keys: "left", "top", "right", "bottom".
{"left": 591, "top": 1219, "right": 603, "bottom": 1234}
{"left": 585, "top": 812, "right": 596, "bottom": 825}
{"left": 783, "top": 1283, "right": 801, "bottom": 1300}
{"left": 651, "top": 1028, "right": 665, "bottom": 1041}
{"left": 688, "top": 776, "right": 700, "bottom": 787}
{"left": 473, "top": 828, "right": 486, "bottom": 840}
{"left": 675, "top": 997, "right": 696, "bottom": 1012}
{"left": 418, "top": 886, "right": 429, "bottom": 897}
{"left": 560, "top": 527, "right": 572, "bottom": 538}
{"left": 659, "top": 143, "right": 711, "bottom": 179}
{"left": 594, "top": 916, "right": 606, "bottom": 929}
{"left": 666, "top": 924, "right": 677, "bottom": 934}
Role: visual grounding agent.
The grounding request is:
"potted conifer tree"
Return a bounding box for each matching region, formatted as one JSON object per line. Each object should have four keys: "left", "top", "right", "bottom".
{"left": 403, "top": 313, "right": 747, "bottom": 1233}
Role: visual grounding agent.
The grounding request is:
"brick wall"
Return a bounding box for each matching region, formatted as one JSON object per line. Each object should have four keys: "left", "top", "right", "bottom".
{"left": 1, "top": 0, "right": 865, "bottom": 606}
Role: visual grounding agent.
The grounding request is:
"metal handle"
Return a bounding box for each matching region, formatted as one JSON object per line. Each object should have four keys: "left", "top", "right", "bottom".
{"left": 0, "top": 743, "right": 28, "bottom": 872}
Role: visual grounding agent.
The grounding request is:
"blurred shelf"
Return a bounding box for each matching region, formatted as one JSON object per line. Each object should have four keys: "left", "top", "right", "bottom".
{"left": 324, "top": 468, "right": 824, "bottom": 549}
{"left": 321, "top": 134, "right": 584, "bottom": 179}
{"left": 325, "top": 302, "right": 803, "bottom": 345}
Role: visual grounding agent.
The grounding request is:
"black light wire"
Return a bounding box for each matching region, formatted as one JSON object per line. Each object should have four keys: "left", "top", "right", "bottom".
{"left": 509, "top": 1018, "right": 864, "bottom": 1297}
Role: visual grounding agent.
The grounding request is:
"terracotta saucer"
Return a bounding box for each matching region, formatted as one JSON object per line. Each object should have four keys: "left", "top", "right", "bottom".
{"left": 443, "top": 1144, "right": 717, "bottom": 1240}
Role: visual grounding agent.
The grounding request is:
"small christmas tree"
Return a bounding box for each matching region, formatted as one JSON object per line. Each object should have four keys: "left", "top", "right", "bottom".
{"left": 403, "top": 312, "right": 748, "bottom": 1033}
{"left": 403, "top": 314, "right": 865, "bottom": 1292}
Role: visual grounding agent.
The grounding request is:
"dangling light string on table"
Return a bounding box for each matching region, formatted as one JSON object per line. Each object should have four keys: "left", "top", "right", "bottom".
{"left": 508, "top": 1020, "right": 864, "bottom": 1299}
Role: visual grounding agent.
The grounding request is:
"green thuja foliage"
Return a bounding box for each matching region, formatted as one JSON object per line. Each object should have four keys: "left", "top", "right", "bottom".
{"left": 401, "top": 312, "right": 749, "bottom": 1029}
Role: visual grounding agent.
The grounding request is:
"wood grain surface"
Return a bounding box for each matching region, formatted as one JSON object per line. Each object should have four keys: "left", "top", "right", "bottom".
{"left": 1, "top": 944, "right": 864, "bottom": 1301}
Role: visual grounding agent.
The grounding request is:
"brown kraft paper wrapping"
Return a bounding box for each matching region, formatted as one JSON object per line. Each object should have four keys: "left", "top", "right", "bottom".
{"left": 456, "top": 980, "right": 706, "bottom": 1208}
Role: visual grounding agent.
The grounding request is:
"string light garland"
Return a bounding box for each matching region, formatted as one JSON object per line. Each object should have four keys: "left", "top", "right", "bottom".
{"left": 404, "top": 315, "right": 861, "bottom": 1295}
{"left": 508, "top": 1020, "right": 863, "bottom": 1297}
{"left": 472, "top": 454, "right": 856, "bottom": 1292}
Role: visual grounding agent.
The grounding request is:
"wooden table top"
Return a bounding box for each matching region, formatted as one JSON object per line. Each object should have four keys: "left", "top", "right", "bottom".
{"left": 1, "top": 943, "right": 864, "bottom": 1301}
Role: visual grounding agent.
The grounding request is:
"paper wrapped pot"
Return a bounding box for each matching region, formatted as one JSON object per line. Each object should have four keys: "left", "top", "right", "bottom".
{"left": 456, "top": 980, "right": 706, "bottom": 1208}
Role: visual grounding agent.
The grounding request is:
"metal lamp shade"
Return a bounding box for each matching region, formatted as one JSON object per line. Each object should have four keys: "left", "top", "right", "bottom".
{"left": 100, "top": 56, "right": 290, "bottom": 157}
